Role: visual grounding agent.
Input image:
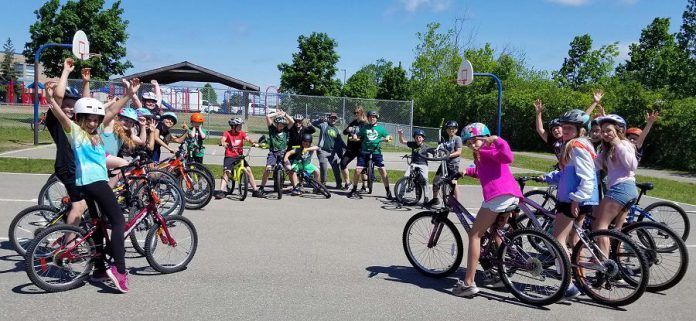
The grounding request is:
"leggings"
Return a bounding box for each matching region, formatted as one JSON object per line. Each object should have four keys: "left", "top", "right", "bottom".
{"left": 78, "top": 181, "right": 126, "bottom": 274}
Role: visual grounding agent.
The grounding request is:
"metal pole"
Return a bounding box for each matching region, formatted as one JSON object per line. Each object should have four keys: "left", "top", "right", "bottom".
{"left": 34, "top": 43, "right": 72, "bottom": 145}
{"left": 342, "top": 97, "right": 346, "bottom": 127}
{"left": 473, "top": 73, "right": 503, "bottom": 137}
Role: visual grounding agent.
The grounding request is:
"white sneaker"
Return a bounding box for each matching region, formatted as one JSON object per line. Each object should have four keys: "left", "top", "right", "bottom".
{"left": 452, "top": 280, "right": 480, "bottom": 297}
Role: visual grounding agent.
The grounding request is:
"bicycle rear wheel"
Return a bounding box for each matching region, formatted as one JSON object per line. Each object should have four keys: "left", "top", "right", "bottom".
{"left": 498, "top": 227, "right": 571, "bottom": 306}
{"left": 273, "top": 168, "right": 284, "bottom": 200}
{"left": 622, "top": 222, "right": 688, "bottom": 292}
{"left": 571, "top": 229, "right": 649, "bottom": 306}
{"left": 24, "top": 224, "right": 95, "bottom": 292}
{"left": 367, "top": 163, "right": 374, "bottom": 194}
{"left": 38, "top": 174, "right": 67, "bottom": 208}
{"left": 308, "top": 175, "right": 331, "bottom": 198}
{"left": 8, "top": 205, "right": 61, "bottom": 256}
{"left": 395, "top": 176, "right": 422, "bottom": 206}
{"left": 138, "top": 171, "right": 186, "bottom": 216}
{"left": 523, "top": 190, "right": 558, "bottom": 212}
{"left": 179, "top": 168, "right": 214, "bottom": 209}
{"left": 238, "top": 170, "right": 249, "bottom": 201}
{"left": 402, "top": 211, "right": 463, "bottom": 278}
{"left": 188, "top": 162, "right": 215, "bottom": 183}
{"left": 639, "top": 201, "right": 690, "bottom": 242}
{"left": 144, "top": 215, "right": 198, "bottom": 274}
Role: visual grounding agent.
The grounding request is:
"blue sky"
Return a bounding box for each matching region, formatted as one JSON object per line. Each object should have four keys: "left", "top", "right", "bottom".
{"left": 0, "top": 0, "right": 688, "bottom": 89}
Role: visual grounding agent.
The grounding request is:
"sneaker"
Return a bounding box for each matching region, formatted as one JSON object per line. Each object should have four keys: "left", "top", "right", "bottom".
{"left": 452, "top": 280, "right": 479, "bottom": 297}
{"left": 359, "top": 186, "right": 368, "bottom": 194}
{"left": 214, "top": 191, "right": 225, "bottom": 200}
{"left": 385, "top": 190, "right": 393, "bottom": 200}
{"left": 425, "top": 198, "right": 440, "bottom": 207}
{"left": 341, "top": 183, "right": 350, "bottom": 191}
{"left": 253, "top": 189, "right": 265, "bottom": 198}
{"left": 291, "top": 187, "right": 301, "bottom": 196}
{"left": 481, "top": 270, "right": 504, "bottom": 288}
{"left": 348, "top": 190, "right": 361, "bottom": 199}
{"left": 90, "top": 269, "right": 110, "bottom": 282}
{"left": 560, "top": 284, "right": 581, "bottom": 302}
{"left": 106, "top": 266, "right": 129, "bottom": 293}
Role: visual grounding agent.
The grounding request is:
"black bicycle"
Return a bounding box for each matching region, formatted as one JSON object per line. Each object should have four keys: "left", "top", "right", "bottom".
{"left": 394, "top": 155, "right": 427, "bottom": 206}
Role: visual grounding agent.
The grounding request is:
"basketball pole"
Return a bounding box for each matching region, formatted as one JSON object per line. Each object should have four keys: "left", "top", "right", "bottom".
{"left": 34, "top": 43, "right": 72, "bottom": 145}
{"left": 472, "top": 72, "right": 503, "bottom": 137}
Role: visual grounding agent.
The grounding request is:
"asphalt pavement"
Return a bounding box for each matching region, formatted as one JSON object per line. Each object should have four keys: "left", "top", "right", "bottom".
{"left": 0, "top": 173, "right": 695, "bottom": 321}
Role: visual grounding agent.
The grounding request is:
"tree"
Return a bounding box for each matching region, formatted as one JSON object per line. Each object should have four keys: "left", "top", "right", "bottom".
{"left": 277, "top": 32, "right": 341, "bottom": 96}
{"left": 23, "top": 0, "right": 132, "bottom": 80}
{"left": 343, "top": 69, "right": 378, "bottom": 98}
{"left": 0, "top": 38, "right": 21, "bottom": 101}
{"left": 553, "top": 34, "right": 618, "bottom": 90}
{"left": 678, "top": 0, "right": 696, "bottom": 58}
{"left": 201, "top": 83, "right": 218, "bottom": 104}
{"left": 377, "top": 62, "right": 410, "bottom": 100}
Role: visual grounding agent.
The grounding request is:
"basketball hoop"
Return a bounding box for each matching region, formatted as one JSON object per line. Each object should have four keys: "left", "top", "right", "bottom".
{"left": 72, "top": 30, "right": 90, "bottom": 61}
{"left": 457, "top": 59, "right": 474, "bottom": 86}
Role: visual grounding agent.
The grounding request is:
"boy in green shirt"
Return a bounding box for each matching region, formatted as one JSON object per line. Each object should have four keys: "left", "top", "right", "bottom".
{"left": 259, "top": 110, "right": 294, "bottom": 195}
{"left": 348, "top": 110, "right": 393, "bottom": 199}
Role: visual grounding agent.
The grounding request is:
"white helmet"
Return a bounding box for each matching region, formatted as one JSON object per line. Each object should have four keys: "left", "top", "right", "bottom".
{"left": 142, "top": 92, "right": 157, "bottom": 101}
{"left": 74, "top": 98, "right": 105, "bottom": 116}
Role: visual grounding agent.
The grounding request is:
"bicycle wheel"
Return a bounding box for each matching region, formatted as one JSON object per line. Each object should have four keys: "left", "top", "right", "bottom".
{"left": 395, "top": 176, "right": 422, "bottom": 206}
{"left": 188, "top": 162, "right": 215, "bottom": 183}
{"left": 622, "top": 222, "right": 688, "bottom": 292}
{"left": 308, "top": 175, "right": 331, "bottom": 198}
{"left": 128, "top": 208, "right": 155, "bottom": 257}
{"left": 24, "top": 224, "right": 95, "bottom": 292}
{"left": 402, "top": 211, "right": 463, "bottom": 278}
{"left": 38, "top": 174, "right": 67, "bottom": 208}
{"left": 571, "top": 229, "right": 649, "bottom": 306}
{"left": 8, "top": 205, "right": 62, "bottom": 256}
{"left": 367, "top": 163, "right": 374, "bottom": 194}
{"left": 144, "top": 215, "right": 198, "bottom": 274}
{"left": 238, "top": 170, "right": 249, "bottom": 201}
{"left": 639, "top": 201, "right": 690, "bottom": 242}
{"left": 523, "top": 190, "right": 558, "bottom": 212}
{"left": 179, "top": 168, "right": 214, "bottom": 210}
{"left": 137, "top": 171, "right": 186, "bottom": 216}
{"left": 497, "top": 227, "right": 571, "bottom": 306}
{"left": 273, "top": 167, "right": 284, "bottom": 200}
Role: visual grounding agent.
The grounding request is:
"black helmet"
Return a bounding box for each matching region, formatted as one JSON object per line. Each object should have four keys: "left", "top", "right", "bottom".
{"left": 366, "top": 110, "right": 379, "bottom": 118}
{"left": 63, "top": 87, "right": 80, "bottom": 101}
{"left": 293, "top": 114, "right": 305, "bottom": 121}
{"left": 412, "top": 129, "right": 426, "bottom": 138}
{"left": 302, "top": 133, "right": 313, "bottom": 143}
{"left": 445, "top": 120, "right": 459, "bottom": 128}
{"left": 548, "top": 118, "right": 562, "bottom": 129}
{"left": 559, "top": 109, "right": 590, "bottom": 130}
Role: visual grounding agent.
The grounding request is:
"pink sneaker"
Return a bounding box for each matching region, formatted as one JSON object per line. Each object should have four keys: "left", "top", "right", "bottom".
{"left": 106, "top": 266, "right": 129, "bottom": 293}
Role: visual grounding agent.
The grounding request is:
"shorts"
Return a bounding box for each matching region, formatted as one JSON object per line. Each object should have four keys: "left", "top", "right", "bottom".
{"left": 556, "top": 202, "right": 594, "bottom": 219}
{"left": 356, "top": 153, "right": 384, "bottom": 168}
{"left": 55, "top": 170, "right": 84, "bottom": 202}
{"left": 223, "top": 156, "right": 249, "bottom": 171}
{"left": 340, "top": 149, "right": 360, "bottom": 170}
{"left": 266, "top": 151, "right": 285, "bottom": 167}
{"left": 436, "top": 163, "right": 460, "bottom": 177}
{"left": 292, "top": 162, "right": 318, "bottom": 175}
{"left": 604, "top": 181, "right": 638, "bottom": 207}
{"left": 481, "top": 195, "right": 519, "bottom": 213}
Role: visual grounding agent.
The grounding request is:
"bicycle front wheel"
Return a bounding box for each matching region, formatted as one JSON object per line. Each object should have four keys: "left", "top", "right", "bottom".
{"left": 497, "top": 227, "right": 571, "bottom": 306}
{"left": 308, "top": 175, "right": 331, "bottom": 198}
{"left": 639, "top": 201, "right": 690, "bottom": 242}
{"left": 8, "top": 205, "right": 61, "bottom": 256}
{"left": 571, "top": 229, "right": 650, "bottom": 306}
{"left": 144, "top": 215, "right": 198, "bottom": 274}
{"left": 238, "top": 170, "right": 249, "bottom": 201}
{"left": 523, "top": 190, "right": 558, "bottom": 212}
{"left": 180, "top": 168, "right": 214, "bottom": 210}
{"left": 24, "top": 224, "right": 95, "bottom": 292}
{"left": 273, "top": 168, "right": 284, "bottom": 200}
{"left": 622, "top": 222, "right": 689, "bottom": 292}
{"left": 395, "top": 176, "right": 422, "bottom": 206}
{"left": 38, "top": 174, "right": 67, "bottom": 208}
{"left": 402, "top": 211, "right": 462, "bottom": 278}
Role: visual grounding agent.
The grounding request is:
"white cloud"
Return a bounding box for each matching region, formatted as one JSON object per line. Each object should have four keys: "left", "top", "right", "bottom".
{"left": 545, "top": 0, "right": 590, "bottom": 6}
{"left": 617, "top": 41, "right": 637, "bottom": 62}
{"left": 400, "top": 0, "right": 452, "bottom": 13}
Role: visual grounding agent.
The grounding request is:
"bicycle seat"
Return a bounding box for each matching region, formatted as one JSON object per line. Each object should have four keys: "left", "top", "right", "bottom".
{"left": 635, "top": 182, "right": 654, "bottom": 192}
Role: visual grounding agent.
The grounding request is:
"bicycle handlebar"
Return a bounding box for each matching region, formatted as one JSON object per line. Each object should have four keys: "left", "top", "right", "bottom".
{"left": 420, "top": 146, "right": 450, "bottom": 162}
{"left": 516, "top": 176, "right": 545, "bottom": 183}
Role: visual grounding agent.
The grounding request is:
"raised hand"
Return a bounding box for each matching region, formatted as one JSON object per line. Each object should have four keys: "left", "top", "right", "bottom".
{"left": 593, "top": 89, "right": 604, "bottom": 103}
{"left": 646, "top": 110, "right": 660, "bottom": 124}
{"left": 534, "top": 99, "right": 544, "bottom": 114}
{"left": 81, "top": 68, "right": 91, "bottom": 81}
{"left": 63, "top": 58, "right": 76, "bottom": 73}
{"left": 124, "top": 78, "right": 141, "bottom": 97}
{"left": 150, "top": 79, "right": 159, "bottom": 86}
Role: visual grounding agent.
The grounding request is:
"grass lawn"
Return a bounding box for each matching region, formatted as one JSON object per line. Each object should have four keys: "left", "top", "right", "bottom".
{"left": 0, "top": 127, "right": 53, "bottom": 153}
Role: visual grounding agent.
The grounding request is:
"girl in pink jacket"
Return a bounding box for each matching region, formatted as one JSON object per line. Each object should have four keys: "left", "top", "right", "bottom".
{"left": 452, "top": 123, "right": 523, "bottom": 298}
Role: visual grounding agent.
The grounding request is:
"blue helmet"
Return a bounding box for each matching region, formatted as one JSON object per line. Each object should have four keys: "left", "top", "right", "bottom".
{"left": 161, "top": 112, "right": 178, "bottom": 124}
{"left": 445, "top": 120, "right": 459, "bottom": 128}
{"left": 597, "top": 114, "right": 627, "bottom": 130}
{"left": 412, "top": 129, "right": 426, "bottom": 138}
{"left": 559, "top": 109, "right": 590, "bottom": 130}
{"left": 548, "top": 118, "right": 562, "bottom": 129}
{"left": 136, "top": 108, "right": 154, "bottom": 118}
{"left": 118, "top": 108, "right": 138, "bottom": 122}
{"left": 461, "top": 123, "right": 491, "bottom": 141}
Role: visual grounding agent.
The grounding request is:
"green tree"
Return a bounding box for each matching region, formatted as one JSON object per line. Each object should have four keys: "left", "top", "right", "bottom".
{"left": 23, "top": 0, "right": 132, "bottom": 80}
{"left": 678, "top": 0, "right": 696, "bottom": 58}
{"left": 553, "top": 34, "right": 618, "bottom": 90}
{"left": 201, "top": 83, "right": 218, "bottom": 104}
{"left": 377, "top": 62, "right": 410, "bottom": 100}
{"left": 277, "top": 32, "right": 341, "bottom": 96}
{"left": 0, "top": 38, "right": 21, "bottom": 101}
{"left": 343, "top": 69, "right": 378, "bottom": 98}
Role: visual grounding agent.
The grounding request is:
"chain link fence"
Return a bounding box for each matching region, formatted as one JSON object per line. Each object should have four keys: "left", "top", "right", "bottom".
{"left": 0, "top": 80, "right": 431, "bottom": 147}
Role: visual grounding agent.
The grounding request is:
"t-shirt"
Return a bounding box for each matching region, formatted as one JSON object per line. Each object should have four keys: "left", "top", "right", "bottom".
{"left": 290, "top": 147, "right": 314, "bottom": 165}
{"left": 358, "top": 124, "right": 389, "bottom": 154}
{"left": 545, "top": 132, "right": 564, "bottom": 161}
{"left": 288, "top": 125, "right": 316, "bottom": 151}
{"left": 223, "top": 130, "right": 247, "bottom": 158}
{"left": 268, "top": 125, "right": 289, "bottom": 152}
{"left": 316, "top": 122, "right": 342, "bottom": 152}
{"left": 406, "top": 141, "right": 428, "bottom": 165}
{"left": 45, "top": 110, "right": 75, "bottom": 175}
{"left": 186, "top": 127, "right": 207, "bottom": 158}
{"left": 343, "top": 119, "right": 366, "bottom": 152}
{"left": 100, "top": 131, "right": 122, "bottom": 156}
{"left": 152, "top": 122, "right": 172, "bottom": 156}
{"left": 65, "top": 122, "right": 108, "bottom": 186}
{"left": 442, "top": 135, "right": 463, "bottom": 166}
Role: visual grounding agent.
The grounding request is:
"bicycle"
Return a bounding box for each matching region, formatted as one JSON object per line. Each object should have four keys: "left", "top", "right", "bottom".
{"left": 154, "top": 144, "right": 214, "bottom": 209}
{"left": 402, "top": 151, "right": 572, "bottom": 306}
{"left": 224, "top": 147, "right": 253, "bottom": 201}
{"left": 290, "top": 163, "right": 331, "bottom": 199}
{"left": 30, "top": 111, "right": 47, "bottom": 131}
{"left": 394, "top": 155, "right": 427, "bottom": 206}
{"left": 24, "top": 159, "right": 198, "bottom": 292}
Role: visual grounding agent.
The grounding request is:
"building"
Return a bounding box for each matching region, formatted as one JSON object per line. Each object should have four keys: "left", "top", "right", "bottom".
{"left": 9, "top": 52, "right": 50, "bottom": 83}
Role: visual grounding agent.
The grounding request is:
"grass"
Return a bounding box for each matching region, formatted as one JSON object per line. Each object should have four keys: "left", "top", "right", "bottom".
{"left": 0, "top": 127, "right": 53, "bottom": 153}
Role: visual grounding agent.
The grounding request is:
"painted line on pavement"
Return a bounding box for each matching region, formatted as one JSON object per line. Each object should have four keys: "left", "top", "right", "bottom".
{"left": 0, "top": 198, "right": 37, "bottom": 203}
{"left": 0, "top": 172, "right": 51, "bottom": 176}
{"left": 687, "top": 245, "right": 696, "bottom": 248}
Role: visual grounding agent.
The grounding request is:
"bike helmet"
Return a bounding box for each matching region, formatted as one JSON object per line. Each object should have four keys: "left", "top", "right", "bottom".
{"left": 161, "top": 112, "right": 178, "bottom": 124}
{"left": 293, "top": 114, "right": 305, "bottom": 121}
{"left": 366, "top": 110, "right": 379, "bottom": 118}
{"left": 626, "top": 127, "right": 642, "bottom": 136}
{"left": 301, "top": 133, "right": 313, "bottom": 143}
{"left": 590, "top": 117, "right": 600, "bottom": 127}
{"left": 596, "top": 114, "right": 627, "bottom": 129}
{"left": 118, "top": 108, "right": 138, "bottom": 122}
{"left": 412, "top": 129, "right": 426, "bottom": 139}
{"left": 136, "top": 108, "right": 153, "bottom": 118}
{"left": 274, "top": 116, "right": 288, "bottom": 124}
{"left": 74, "top": 98, "right": 105, "bottom": 116}
{"left": 548, "top": 118, "right": 562, "bottom": 129}
{"left": 559, "top": 109, "right": 590, "bottom": 130}
{"left": 228, "top": 117, "right": 244, "bottom": 126}
{"left": 190, "top": 113, "right": 205, "bottom": 123}
{"left": 141, "top": 91, "right": 157, "bottom": 101}
{"left": 63, "top": 87, "right": 81, "bottom": 101}
{"left": 445, "top": 120, "right": 459, "bottom": 128}
{"left": 461, "top": 123, "right": 491, "bottom": 141}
